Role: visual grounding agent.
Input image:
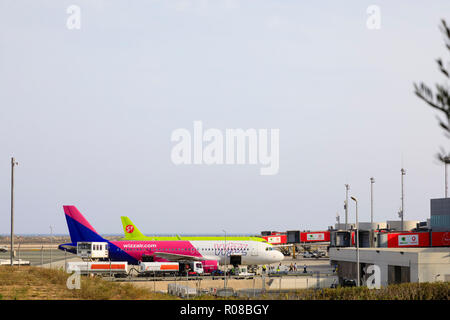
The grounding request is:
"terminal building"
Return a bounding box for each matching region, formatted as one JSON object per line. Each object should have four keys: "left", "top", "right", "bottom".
{"left": 329, "top": 198, "right": 450, "bottom": 286}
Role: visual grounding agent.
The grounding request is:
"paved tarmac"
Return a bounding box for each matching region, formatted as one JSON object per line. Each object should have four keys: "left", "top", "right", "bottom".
{"left": 275, "top": 256, "right": 333, "bottom": 273}
{"left": 0, "top": 249, "right": 76, "bottom": 266}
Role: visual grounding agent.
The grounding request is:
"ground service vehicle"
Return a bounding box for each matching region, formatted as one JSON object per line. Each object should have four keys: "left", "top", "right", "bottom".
{"left": 138, "top": 261, "right": 204, "bottom": 276}
{"left": 77, "top": 242, "right": 109, "bottom": 260}
{"left": 66, "top": 261, "right": 128, "bottom": 275}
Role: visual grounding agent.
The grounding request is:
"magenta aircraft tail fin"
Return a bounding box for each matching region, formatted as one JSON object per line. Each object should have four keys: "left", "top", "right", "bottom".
{"left": 63, "top": 205, "right": 105, "bottom": 243}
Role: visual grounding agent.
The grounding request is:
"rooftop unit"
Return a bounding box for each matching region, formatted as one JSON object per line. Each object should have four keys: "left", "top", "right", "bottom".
{"left": 430, "top": 198, "right": 450, "bottom": 232}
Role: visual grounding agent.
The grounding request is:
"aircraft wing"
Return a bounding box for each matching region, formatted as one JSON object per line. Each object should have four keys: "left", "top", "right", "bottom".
{"left": 154, "top": 252, "right": 220, "bottom": 262}
{"left": 271, "top": 244, "right": 293, "bottom": 247}
{"left": 154, "top": 252, "right": 203, "bottom": 261}
{"left": 58, "top": 243, "right": 77, "bottom": 254}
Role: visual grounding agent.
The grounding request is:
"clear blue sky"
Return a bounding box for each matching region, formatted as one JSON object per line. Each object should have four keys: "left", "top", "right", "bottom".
{"left": 0, "top": 1, "right": 449, "bottom": 235}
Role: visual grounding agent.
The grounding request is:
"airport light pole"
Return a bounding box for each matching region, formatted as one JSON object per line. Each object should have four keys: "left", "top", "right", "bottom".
{"left": 400, "top": 168, "right": 406, "bottom": 231}
{"left": 10, "top": 157, "right": 18, "bottom": 266}
{"left": 370, "top": 177, "right": 375, "bottom": 225}
{"left": 50, "top": 226, "right": 53, "bottom": 268}
{"left": 345, "top": 184, "right": 350, "bottom": 230}
{"left": 444, "top": 157, "right": 450, "bottom": 198}
{"left": 350, "top": 196, "right": 360, "bottom": 287}
{"left": 222, "top": 230, "right": 227, "bottom": 289}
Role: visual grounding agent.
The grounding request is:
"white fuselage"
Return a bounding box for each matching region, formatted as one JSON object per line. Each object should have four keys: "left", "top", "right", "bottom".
{"left": 190, "top": 240, "right": 284, "bottom": 265}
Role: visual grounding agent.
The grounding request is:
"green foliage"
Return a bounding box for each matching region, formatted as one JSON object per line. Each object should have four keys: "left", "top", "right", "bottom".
{"left": 0, "top": 266, "right": 175, "bottom": 300}
{"left": 414, "top": 19, "right": 450, "bottom": 163}
{"left": 266, "top": 282, "right": 450, "bottom": 300}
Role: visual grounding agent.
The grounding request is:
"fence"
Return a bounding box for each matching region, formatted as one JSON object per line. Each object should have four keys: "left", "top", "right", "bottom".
{"left": 137, "top": 272, "right": 339, "bottom": 298}
{"left": 0, "top": 244, "right": 70, "bottom": 269}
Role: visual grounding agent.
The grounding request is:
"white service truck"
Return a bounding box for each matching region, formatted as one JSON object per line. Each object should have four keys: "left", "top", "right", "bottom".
{"left": 66, "top": 261, "right": 128, "bottom": 276}
{"left": 68, "top": 242, "right": 127, "bottom": 277}
{"left": 138, "top": 261, "right": 204, "bottom": 276}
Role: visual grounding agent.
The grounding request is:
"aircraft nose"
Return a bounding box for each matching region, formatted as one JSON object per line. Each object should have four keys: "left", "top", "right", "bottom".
{"left": 273, "top": 250, "right": 284, "bottom": 262}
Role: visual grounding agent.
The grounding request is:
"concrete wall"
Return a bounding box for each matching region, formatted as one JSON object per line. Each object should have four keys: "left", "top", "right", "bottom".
{"left": 417, "top": 250, "right": 450, "bottom": 283}
{"left": 359, "top": 222, "right": 387, "bottom": 230}
{"left": 386, "top": 220, "right": 420, "bottom": 231}
{"left": 330, "top": 247, "right": 450, "bottom": 287}
{"left": 335, "top": 223, "right": 355, "bottom": 230}
{"left": 265, "top": 276, "right": 338, "bottom": 290}
{"left": 329, "top": 248, "right": 450, "bottom": 286}
{"left": 330, "top": 247, "right": 417, "bottom": 286}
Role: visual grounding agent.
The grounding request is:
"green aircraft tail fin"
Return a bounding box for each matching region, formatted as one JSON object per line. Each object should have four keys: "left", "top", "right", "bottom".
{"left": 121, "top": 216, "right": 146, "bottom": 240}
